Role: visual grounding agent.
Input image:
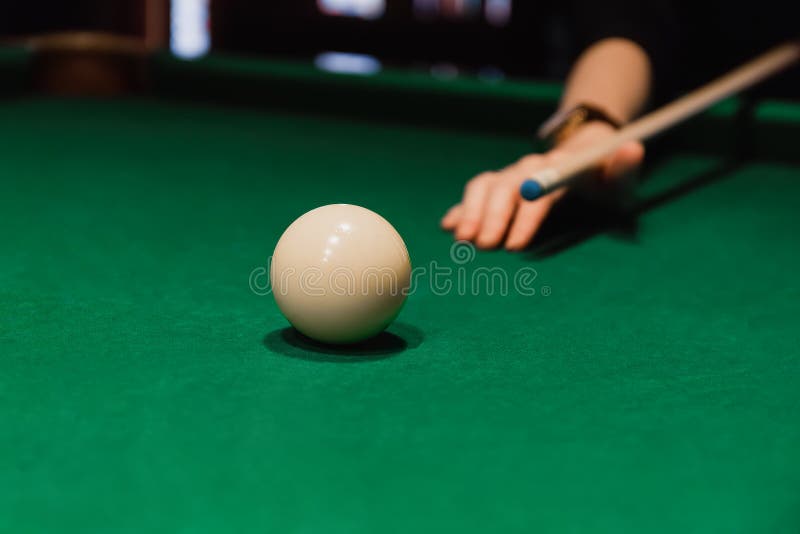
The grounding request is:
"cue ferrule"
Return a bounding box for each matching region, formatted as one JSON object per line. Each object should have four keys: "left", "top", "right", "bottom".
{"left": 535, "top": 168, "right": 560, "bottom": 189}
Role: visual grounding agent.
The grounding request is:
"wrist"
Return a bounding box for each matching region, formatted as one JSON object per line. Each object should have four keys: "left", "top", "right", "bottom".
{"left": 538, "top": 103, "right": 622, "bottom": 148}
{"left": 553, "top": 120, "right": 617, "bottom": 152}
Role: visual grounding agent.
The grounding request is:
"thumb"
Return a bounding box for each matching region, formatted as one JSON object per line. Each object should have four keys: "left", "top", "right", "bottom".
{"left": 602, "top": 141, "right": 644, "bottom": 181}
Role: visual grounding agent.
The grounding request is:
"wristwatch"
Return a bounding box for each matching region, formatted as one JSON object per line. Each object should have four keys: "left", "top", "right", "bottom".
{"left": 537, "top": 104, "right": 622, "bottom": 147}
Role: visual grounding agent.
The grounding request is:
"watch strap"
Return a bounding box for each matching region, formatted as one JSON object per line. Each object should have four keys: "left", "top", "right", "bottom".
{"left": 538, "top": 104, "right": 622, "bottom": 147}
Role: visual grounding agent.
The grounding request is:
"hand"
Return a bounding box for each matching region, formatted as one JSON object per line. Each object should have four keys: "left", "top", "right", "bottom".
{"left": 440, "top": 122, "right": 644, "bottom": 250}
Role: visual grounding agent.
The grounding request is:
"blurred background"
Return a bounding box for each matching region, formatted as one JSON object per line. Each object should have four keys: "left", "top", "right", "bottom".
{"left": 1, "top": 0, "right": 798, "bottom": 99}
{"left": 0, "top": 1, "right": 565, "bottom": 79}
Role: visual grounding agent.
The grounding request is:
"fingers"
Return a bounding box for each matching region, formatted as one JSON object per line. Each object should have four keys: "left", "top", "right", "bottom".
{"left": 504, "top": 191, "right": 562, "bottom": 251}
{"left": 440, "top": 204, "right": 462, "bottom": 230}
{"left": 444, "top": 125, "right": 644, "bottom": 251}
{"left": 455, "top": 173, "right": 493, "bottom": 241}
{"left": 476, "top": 183, "right": 518, "bottom": 249}
{"left": 446, "top": 156, "right": 548, "bottom": 249}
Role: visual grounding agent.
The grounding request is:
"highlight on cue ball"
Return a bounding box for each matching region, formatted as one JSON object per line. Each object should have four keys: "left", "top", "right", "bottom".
{"left": 270, "top": 204, "right": 411, "bottom": 345}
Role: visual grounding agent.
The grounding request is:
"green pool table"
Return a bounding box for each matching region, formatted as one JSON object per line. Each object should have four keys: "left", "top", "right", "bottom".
{"left": 2, "top": 49, "right": 799, "bottom": 533}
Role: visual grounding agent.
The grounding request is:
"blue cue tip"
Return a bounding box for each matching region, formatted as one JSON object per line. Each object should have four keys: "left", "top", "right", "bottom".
{"left": 520, "top": 179, "right": 544, "bottom": 201}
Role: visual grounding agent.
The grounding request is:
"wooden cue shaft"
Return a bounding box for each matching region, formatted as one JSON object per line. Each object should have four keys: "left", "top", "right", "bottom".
{"left": 522, "top": 40, "right": 800, "bottom": 199}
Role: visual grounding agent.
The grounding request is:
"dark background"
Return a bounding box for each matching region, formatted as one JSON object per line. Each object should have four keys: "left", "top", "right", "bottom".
{"left": 209, "top": 2, "right": 567, "bottom": 78}
{"left": 1, "top": 1, "right": 798, "bottom": 99}
{"left": 1, "top": 2, "right": 144, "bottom": 38}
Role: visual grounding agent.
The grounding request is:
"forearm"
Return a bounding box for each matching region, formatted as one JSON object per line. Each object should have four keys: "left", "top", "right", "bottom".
{"left": 560, "top": 37, "right": 653, "bottom": 124}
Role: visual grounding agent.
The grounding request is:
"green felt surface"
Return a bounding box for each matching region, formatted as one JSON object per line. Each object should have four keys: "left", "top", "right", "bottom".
{"left": 1, "top": 74, "right": 800, "bottom": 532}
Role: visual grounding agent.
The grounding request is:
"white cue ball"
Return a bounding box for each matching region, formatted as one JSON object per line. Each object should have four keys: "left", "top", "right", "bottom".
{"left": 271, "top": 204, "right": 411, "bottom": 344}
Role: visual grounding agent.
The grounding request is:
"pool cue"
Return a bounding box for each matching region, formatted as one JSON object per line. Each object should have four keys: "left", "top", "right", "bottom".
{"left": 520, "top": 40, "right": 800, "bottom": 201}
